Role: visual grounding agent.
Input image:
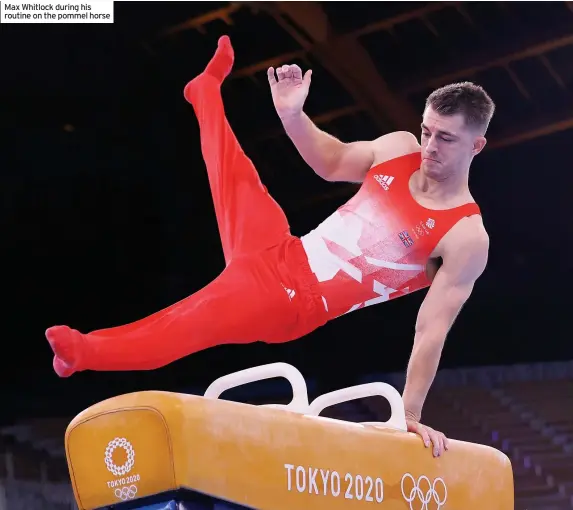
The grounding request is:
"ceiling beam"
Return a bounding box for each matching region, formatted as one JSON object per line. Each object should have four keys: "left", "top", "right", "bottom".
{"left": 157, "top": 3, "right": 243, "bottom": 38}
{"left": 349, "top": 2, "right": 459, "bottom": 38}
{"left": 488, "top": 113, "right": 573, "bottom": 150}
{"left": 232, "top": 2, "right": 455, "bottom": 80}
{"left": 232, "top": 50, "right": 307, "bottom": 79}
{"left": 253, "top": 105, "right": 364, "bottom": 143}
{"left": 538, "top": 55, "right": 566, "bottom": 89}
{"left": 401, "top": 32, "right": 573, "bottom": 95}
{"left": 261, "top": 1, "right": 421, "bottom": 134}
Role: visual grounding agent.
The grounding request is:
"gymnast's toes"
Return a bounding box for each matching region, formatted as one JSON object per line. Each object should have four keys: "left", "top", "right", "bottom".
{"left": 183, "top": 35, "right": 235, "bottom": 104}
{"left": 204, "top": 35, "right": 234, "bottom": 82}
{"left": 53, "top": 355, "right": 75, "bottom": 378}
{"left": 45, "top": 325, "right": 83, "bottom": 376}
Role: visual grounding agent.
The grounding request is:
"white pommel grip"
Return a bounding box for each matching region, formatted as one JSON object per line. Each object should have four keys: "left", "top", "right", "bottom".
{"left": 204, "top": 362, "right": 310, "bottom": 413}
{"left": 307, "top": 382, "right": 407, "bottom": 431}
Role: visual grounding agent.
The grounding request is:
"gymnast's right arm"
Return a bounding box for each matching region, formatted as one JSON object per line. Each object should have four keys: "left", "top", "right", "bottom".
{"left": 268, "top": 64, "right": 420, "bottom": 183}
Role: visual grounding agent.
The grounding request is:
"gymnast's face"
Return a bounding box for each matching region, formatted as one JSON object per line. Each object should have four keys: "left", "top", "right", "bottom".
{"left": 420, "top": 106, "right": 486, "bottom": 179}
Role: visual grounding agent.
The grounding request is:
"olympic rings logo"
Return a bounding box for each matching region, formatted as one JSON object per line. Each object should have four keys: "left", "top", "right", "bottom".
{"left": 115, "top": 485, "right": 138, "bottom": 501}
{"left": 401, "top": 473, "right": 447, "bottom": 510}
{"left": 105, "top": 437, "right": 135, "bottom": 476}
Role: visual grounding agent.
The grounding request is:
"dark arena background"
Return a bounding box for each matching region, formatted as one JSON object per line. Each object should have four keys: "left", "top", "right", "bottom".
{"left": 2, "top": 1, "right": 573, "bottom": 509}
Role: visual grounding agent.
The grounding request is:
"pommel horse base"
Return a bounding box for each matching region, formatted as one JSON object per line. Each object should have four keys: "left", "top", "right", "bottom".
{"left": 64, "top": 363, "right": 514, "bottom": 509}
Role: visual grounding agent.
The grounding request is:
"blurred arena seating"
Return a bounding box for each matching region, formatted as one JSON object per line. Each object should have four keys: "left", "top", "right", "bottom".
{"left": 1, "top": 360, "right": 571, "bottom": 510}
{"left": 0, "top": 422, "right": 76, "bottom": 509}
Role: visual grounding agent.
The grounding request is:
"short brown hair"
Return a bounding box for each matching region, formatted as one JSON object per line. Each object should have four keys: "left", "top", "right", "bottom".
{"left": 425, "top": 81, "right": 495, "bottom": 134}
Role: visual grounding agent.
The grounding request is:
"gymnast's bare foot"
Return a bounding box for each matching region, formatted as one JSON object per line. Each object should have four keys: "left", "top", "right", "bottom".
{"left": 45, "top": 325, "right": 84, "bottom": 377}
{"left": 184, "top": 35, "right": 234, "bottom": 102}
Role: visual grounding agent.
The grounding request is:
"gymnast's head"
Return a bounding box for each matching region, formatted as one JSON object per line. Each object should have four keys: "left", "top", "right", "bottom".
{"left": 420, "top": 81, "right": 495, "bottom": 180}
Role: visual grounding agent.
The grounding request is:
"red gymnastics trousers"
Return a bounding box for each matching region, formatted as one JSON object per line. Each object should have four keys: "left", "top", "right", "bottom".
{"left": 45, "top": 37, "right": 328, "bottom": 377}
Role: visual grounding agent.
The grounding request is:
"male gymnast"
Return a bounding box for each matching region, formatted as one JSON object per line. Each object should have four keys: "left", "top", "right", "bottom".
{"left": 46, "top": 36, "right": 493, "bottom": 458}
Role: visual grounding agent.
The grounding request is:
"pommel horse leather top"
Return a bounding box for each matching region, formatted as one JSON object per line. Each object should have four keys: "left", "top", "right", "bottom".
{"left": 64, "top": 363, "right": 514, "bottom": 509}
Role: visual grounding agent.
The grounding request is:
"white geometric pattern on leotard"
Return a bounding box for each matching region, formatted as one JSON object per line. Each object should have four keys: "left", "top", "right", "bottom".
{"left": 301, "top": 193, "right": 425, "bottom": 316}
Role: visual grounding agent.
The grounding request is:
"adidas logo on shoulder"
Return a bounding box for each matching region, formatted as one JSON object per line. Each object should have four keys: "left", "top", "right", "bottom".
{"left": 373, "top": 174, "right": 394, "bottom": 191}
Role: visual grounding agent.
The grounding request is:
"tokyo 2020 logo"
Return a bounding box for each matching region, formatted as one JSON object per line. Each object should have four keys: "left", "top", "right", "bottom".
{"left": 104, "top": 437, "right": 135, "bottom": 477}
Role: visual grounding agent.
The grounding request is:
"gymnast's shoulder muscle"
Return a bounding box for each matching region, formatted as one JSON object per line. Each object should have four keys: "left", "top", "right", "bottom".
{"left": 327, "top": 131, "right": 419, "bottom": 183}
{"left": 371, "top": 131, "right": 421, "bottom": 166}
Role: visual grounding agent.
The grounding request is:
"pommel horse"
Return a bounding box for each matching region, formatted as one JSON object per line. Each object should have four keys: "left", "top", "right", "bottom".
{"left": 63, "top": 363, "right": 514, "bottom": 509}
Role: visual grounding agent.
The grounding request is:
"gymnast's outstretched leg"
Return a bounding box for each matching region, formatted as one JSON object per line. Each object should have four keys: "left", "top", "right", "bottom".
{"left": 184, "top": 35, "right": 291, "bottom": 264}
{"left": 45, "top": 36, "right": 301, "bottom": 377}
{"left": 47, "top": 258, "right": 296, "bottom": 376}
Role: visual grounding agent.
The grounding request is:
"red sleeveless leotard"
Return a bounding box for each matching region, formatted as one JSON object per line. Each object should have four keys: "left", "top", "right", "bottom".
{"left": 300, "top": 152, "right": 481, "bottom": 321}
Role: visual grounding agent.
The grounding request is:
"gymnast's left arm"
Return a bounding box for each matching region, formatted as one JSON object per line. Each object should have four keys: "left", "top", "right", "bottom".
{"left": 402, "top": 218, "right": 489, "bottom": 456}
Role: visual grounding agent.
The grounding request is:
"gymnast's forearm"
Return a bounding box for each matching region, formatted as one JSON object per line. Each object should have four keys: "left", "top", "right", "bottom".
{"left": 280, "top": 111, "right": 346, "bottom": 180}
{"left": 402, "top": 333, "right": 445, "bottom": 421}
